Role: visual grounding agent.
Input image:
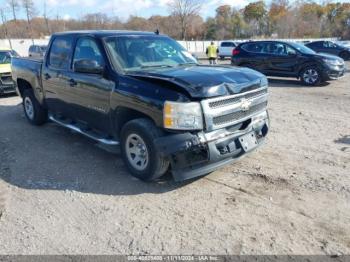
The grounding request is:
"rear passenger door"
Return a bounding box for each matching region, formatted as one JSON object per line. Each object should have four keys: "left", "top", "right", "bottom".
{"left": 240, "top": 42, "right": 270, "bottom": 73}
{"left": 42, "top": 35, "right": 74, "bottom": 116}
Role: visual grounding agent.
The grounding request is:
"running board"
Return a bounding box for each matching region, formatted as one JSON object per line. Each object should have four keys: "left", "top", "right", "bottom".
{"left": 48, "top": 115, "right": 119, "bottom": 146}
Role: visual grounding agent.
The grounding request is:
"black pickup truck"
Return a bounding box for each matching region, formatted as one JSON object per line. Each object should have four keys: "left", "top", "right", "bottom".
{"left": 11, "top": 30, "right": 269, "bottom": 181}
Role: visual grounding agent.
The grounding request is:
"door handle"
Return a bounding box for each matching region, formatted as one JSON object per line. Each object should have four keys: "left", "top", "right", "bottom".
{"left": 44, "top": 73, "right": 51, "bottom": 80}
{"left": 68, "top": 79, "right": 77, "bottom": 87}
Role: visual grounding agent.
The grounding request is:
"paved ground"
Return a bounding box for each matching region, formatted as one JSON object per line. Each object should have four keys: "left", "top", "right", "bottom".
{"left": 0, "top": 62, "right": 349, "bottom": 255}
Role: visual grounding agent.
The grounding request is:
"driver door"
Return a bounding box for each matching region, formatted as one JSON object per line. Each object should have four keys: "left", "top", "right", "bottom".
{"left": 265, "top": 42, "right": 299, "bottom": 76}
{"left": 65, "top": 36, "right": 115, "bottom": 133}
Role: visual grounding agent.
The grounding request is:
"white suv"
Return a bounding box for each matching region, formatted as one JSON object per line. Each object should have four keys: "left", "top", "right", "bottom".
{"left": 218, "top": 41, "right": 237, "bottom": 59}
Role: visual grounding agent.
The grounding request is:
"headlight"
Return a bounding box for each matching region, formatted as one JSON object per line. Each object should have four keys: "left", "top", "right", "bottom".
{"left": 163, "top": 101, "right": 203, "bottom": 130}
{"left": 323, "top": 58, "right": 343, "bottom": 66}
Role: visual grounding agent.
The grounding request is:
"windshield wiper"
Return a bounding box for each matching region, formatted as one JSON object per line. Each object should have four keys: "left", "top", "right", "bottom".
{"left": 140, "top": 64, "right": 174, "bottom": 69}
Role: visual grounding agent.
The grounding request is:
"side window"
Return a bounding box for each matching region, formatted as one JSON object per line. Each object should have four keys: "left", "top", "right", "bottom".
{"left": 286, "top": 45, "right": 297, "bottom": 55}
{"left": 323, "top": 41, "right": 332, "bottom": 48}
{"left": 29, "top": 46, "right": 34, "bottom": 52}
{"left": 242, "top": 43, "right": 259, "bottom": 53}
{"left": 73, "top": 37, "right": 104, "bottom": 66}
{"left": 268, "top": 43, "right": 287, "bottom": 55}
{"left": 49, "top": 36, "right": 73, "bottom": 69}
{"left": 221, "top": 42, "right": 235, "bottom": 47}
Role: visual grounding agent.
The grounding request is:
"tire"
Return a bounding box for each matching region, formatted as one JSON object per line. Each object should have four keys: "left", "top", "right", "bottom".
{"left": 22, "top": 89, "right": 47, "bottom": 125}
{"left": 300, "top": 66, "right": 322, "bottom": 86}
{"left": 339, "top": 52, "right": 350, "bottom": 61}
{"left": 120, "top": 118, "right": 169, "bottom": 181}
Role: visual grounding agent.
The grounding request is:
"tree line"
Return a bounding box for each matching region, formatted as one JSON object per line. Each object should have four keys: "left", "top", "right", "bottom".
{"left": 0, "top": 0, "right": 350, "bottom": 41}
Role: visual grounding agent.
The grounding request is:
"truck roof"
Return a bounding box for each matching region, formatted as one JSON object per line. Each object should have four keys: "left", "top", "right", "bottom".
{"left": 52, "top": 30, "right": 162, "bottom": 38}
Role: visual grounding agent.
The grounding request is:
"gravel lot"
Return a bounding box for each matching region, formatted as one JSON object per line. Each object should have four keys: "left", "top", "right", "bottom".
{"left": 0, "top": 62, "right": 349, "bottom": 255}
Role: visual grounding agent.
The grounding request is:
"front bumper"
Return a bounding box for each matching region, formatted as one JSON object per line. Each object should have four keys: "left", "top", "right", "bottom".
{"left": 155, "top": 110, "right": 269, "bottom": 181}
{"left": 0, "top": 83, "right": 16, "bottom": 94}
{"left": 323, "top": 64, "right": 346, "bottom": 80}
{"left": 0, "top": 73, "right": 16, "bottom": 95}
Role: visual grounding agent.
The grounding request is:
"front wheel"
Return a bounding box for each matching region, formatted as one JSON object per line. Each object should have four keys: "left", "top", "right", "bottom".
{"left": 120, "top": 118, "right": 169, "bottom": 181}
{"left": 300, "top": 66, "right": 322, "bottom": 86}
{"left": 339, "top": 52, "right": 350, "bottom": 61}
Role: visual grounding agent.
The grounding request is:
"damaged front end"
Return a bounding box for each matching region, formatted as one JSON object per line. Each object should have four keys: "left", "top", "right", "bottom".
{"left": 155, "top": 86, "right": 270, "bottom": 181}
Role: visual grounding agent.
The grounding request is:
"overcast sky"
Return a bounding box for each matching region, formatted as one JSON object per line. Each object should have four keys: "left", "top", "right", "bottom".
{"left": 0, "top": 0, "right": 348, "bottom": 21}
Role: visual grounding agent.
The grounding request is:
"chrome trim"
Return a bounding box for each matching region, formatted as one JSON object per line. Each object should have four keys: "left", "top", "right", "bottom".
{"left": 198, "top": 110, "right": 268, "bottom": 144}
{"left": 201, "top": 86, "right": 268, "bottom": 131}
{"left": 49, "top": 115, "right": 119, "bottom": 146}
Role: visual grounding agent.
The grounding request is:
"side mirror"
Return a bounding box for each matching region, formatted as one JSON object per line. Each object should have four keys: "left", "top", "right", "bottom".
{"left": 73, "top": 59, "right": 104, "bottom": 74}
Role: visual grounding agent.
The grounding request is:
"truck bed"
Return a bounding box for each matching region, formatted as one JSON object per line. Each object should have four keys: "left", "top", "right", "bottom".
{"left": 11, "top": 56, "right": 43, "bottom": 97}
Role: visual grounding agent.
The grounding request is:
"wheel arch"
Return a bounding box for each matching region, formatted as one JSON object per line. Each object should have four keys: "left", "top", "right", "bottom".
{"left": 16, "top": 78, "right": 45, "bottom": 105}
{"left": 298, "top": 62, "right": 322, "bottom": 77}
{"left": 113, "top": 106, "right": 160, "bottom": 138}
{"left": 16, "top": 78, "right": 33, "bottom": 97}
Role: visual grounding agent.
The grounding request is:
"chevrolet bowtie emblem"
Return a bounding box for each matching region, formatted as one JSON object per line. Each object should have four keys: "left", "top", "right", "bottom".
{"left": 240, "top": 98, "right": 252, "bottom": 112}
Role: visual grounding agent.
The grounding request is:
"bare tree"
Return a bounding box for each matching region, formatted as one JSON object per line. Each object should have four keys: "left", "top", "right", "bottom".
{"left": 22, "top": 0, "right": 36, "bottom": 43}
{"left": 0, "top": 8, "right": 12, "bottom": 49}
{"left": 43, "top": 0, "right": 51, "bottom": 35}
{"left": 7, "top": 0, "right": 20, "bottom": 21}
{"left": 168, "top": 0, "right": 202, "bottom": 40}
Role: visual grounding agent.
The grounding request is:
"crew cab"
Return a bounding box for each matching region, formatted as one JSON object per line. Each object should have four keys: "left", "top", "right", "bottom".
{"left": 232, "top": 41, "right": 346, "bottom": 86}
{"left": 11, "top": 30, "right": 269, "bottom": 182}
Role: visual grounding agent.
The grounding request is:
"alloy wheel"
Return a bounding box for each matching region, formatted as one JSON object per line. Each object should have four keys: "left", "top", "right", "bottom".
{"left": 303, "top": 69, "right": 319, "bottom": 84}
{"left": 125, "top": 133, "right": 149, "bottom": 171}
{"left": 24, "top": 97, "right": 34, "bottom": 120}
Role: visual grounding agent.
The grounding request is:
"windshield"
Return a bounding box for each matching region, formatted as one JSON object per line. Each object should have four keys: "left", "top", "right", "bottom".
{"left": 289, "top": 42, "right": 316, "bottom": 55}
{"left": 0, "top": 51, "right": 13, "bottom": 64}
{"left": 104, "top": 35, "right": 197, "bottom": 72}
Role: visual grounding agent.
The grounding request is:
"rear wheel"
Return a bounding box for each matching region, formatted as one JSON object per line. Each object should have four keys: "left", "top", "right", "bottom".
{"left": 22, "top": 89, "right": 47, "bottom": 125}
{"left": 300, "top": 66, "right": 322, "bottom": 86}
{"left": 120, "top": 118, "right": 169, "bottom": 181}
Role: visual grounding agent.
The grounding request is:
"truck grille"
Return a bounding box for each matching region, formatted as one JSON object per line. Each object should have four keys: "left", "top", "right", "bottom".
{"left": 209, "top": 89, "right": 268, "bottom": 109}
{"left": 201, "top": 87, "right": 268, "bottom": 131}
{"left": 212, "top": 102, "right": 267, "bottom": 126}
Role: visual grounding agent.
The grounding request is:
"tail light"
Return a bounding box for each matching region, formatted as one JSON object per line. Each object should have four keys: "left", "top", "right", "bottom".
{"left": 232, "top": 49, "right": 240, "bottom": 56}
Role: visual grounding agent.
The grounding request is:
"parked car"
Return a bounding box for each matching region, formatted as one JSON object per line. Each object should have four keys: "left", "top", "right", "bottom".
{"left": 0, "top": 48, "right": 19, "bottom": 95}
{"left": 11, "top": 30, "right": 269, "bottom": 182}
{"left": 231, "top": 41, "right": 346, "bottom": 86}
{"left": 218, "top": 41, "right": 237, "bottom": 59}
{"left": 28, "top": 45, "right": 47, "bottom": 58}
{"left": 305, "top": 41, "right": 350, "bottom": 60}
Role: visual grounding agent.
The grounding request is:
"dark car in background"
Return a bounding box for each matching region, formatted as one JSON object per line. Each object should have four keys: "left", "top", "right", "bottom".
{"left": 305, "top": 41, "right": 350, "bottom": 60}
{"left": 28, "top": 45, "right": 47, "bottom": 58}
{"left": 231, "top": 41, "right": 346, "bottom": 86}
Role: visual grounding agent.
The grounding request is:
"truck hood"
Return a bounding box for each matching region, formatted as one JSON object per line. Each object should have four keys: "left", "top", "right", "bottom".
{"left": 126, "top": 65, "right": 266, "bottom": 98}
{"left": 0, "top": 64, "right": 11, "bottom": 74}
